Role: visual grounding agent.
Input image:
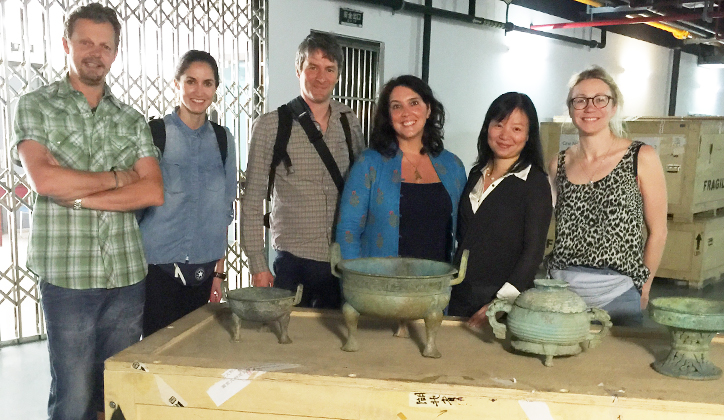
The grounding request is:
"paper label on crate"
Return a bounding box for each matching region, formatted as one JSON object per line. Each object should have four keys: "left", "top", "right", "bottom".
{"left": 518, "top": 400, "right": 555, "bottom": 420}
{"left": 634, "top": 136, "right": 662, "bottom": 153}
{"left": 409, "top": 392, "right": 465, "bottom": 407}
{"left": 154, "top": 375, "right": 188, "bottom": 407}
{"left": 207, "top": 369, "right": 265, "bottom": 407}
{"left": 559, "top": 134, "right": 578, "bottom": 152}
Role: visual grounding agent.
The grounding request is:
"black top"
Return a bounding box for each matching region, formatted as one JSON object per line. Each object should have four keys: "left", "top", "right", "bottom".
{"left": 398, "top": 182, "right": 452, "bottom": 262}
{"left": 448, "top": 166, "right": 553, "bottom": 318}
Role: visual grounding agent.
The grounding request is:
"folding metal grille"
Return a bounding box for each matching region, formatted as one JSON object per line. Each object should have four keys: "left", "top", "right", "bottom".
{"left": 0, "top": 0, "right": 266, "bottom": 345}
{"left": 332, "top": 35, "right": 381, "bottom": 144}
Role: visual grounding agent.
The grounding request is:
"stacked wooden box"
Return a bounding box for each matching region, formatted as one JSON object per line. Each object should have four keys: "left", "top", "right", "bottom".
{"left": 540, "top": 117, "right": 724, "bottom": 288}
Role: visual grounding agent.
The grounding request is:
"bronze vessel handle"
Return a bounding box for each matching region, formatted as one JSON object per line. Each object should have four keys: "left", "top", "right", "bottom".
{"left": 330, "top": 243, "right": 342, "bottom": 278}
{"left": 449, "top": 249, "right": 469, "bottom": 286}
{"left": 584, "top": 307, "right": 612, "bottom": 350}
{"left": 292, "top": 284, "right": 304, "bottom": 306}
{"left": 486, "top": 298, "right": 512, "bottom": 340}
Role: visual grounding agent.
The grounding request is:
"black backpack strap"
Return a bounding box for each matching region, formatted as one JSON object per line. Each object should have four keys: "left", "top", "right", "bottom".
{"left": 210, "top": 121, "right": 228, "bottom": 166}
{"left": 140, "top": 118, "right": 167, "bottom": 224}
{"left": 148, "top": 118, "right": 166, "bottom": 155}
{"left": 287, "top": 97, "right": 345, "bottom": 193}
{"left": 340, "top": 112, "right": 354, "bottom": 166}
{"left": 149, "top": 118, "right": 227, "bottom": 166}
{"left": 267, "top": 105, "right": 294, "bottom": 201}
{"left": 632, "top": 140, "right": 643, "bottom": 178}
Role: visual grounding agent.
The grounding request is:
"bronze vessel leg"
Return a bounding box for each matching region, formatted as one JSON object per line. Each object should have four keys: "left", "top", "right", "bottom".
{"left": 231, "top": 312, "right": 242, "bottom": 342}
{"left": 422, "top": 310, "right": 443, "bottom": 358}
{"left": 342, "top": 302, "right": 361, "bottom": 352}
{"left": 394, "top": 320, "right": 410, "bottom": 338}
{"left": 277, "top": 312, "right": 292, "bottom": 344}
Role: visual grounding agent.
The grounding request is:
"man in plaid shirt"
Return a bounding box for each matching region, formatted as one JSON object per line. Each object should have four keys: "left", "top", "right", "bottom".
{"left": 11, "top": 4, "right": 163, "bottom": 420}
{"left": 241, "top": 33, "right": 364, "bottom": 308}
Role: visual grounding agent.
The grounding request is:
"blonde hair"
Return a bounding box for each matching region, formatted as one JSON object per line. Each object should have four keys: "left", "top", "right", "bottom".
{"left": 567, "top": 66, "right": 625, "bottom": 138}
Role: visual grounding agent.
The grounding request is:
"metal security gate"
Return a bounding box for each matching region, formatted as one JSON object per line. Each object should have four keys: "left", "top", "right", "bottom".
{"left": 331, "top": 33, "right": 381, "bottom": 143}
{"left": 0, "top": 0, "right": 266, "bottom": 345}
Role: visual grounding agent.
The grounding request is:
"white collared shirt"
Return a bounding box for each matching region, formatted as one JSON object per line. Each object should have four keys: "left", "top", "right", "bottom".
{"left": 469, "top": 164, "right": 531, "bottom": 214}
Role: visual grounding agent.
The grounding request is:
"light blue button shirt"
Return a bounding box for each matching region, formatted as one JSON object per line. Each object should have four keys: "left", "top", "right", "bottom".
{"left": 139, "top": 109, "right": 237, "bottom": 264}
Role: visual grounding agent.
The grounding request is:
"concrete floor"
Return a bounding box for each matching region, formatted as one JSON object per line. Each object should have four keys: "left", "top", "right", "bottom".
{"left": 0, "top": 338, "right": 50, "bottom": 420}
{"left": 0, "top": 278, "right": 722, "bottom": 420}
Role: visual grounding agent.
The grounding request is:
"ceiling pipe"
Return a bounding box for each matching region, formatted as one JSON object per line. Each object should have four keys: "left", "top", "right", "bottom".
{"left": 530, "top": 11, "right": 724, "bottom": 30}
{"left": 576, "top": 0, "right": 605, "bottom": 6}
{"left": 669, "top": 48, "right": 681, "bottom": 116}
{"left": 646, "top": 21, "right": 691, "bottom": 39}
{"left": 422, "top": 0, "right": 432, "bottom": 83}
{"left": 717, "top": 1, "right": 723, "bottom": 39}
{"left": 347, "top": 0, "right": 604, "bottom": 47}
{"left": 570, "top": 0, "right": 689, "bottom": 38}
{"left": 511, "top": 24, "right": 606, "bottom": 48}
{"left": 653, "top": 17, "right": 712, "bottom": 37}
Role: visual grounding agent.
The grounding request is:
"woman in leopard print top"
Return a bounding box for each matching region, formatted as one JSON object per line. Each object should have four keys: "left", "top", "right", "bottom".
{"left": 545, "top": 66, "right": 668, "bottom": 326}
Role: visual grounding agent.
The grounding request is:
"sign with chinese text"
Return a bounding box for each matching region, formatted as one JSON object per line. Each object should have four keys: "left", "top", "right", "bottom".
{"left": 340, "top": 8, "right": 363, "bottom": 27}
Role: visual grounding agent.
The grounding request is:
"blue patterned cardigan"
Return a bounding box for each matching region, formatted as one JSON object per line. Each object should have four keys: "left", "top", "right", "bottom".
{"left": 336, "top": 148, "right": 467, "bottom": 261}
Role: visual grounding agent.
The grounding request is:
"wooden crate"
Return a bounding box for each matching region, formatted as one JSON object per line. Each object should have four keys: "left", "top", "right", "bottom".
{"left": 105, "top": 305, "right": 724, "bottom": 419}
{"left": 657, "top": 214, "right": 724, "bottom": 288}
{"left": 540, "top": 118, "right": 724, "bottom": 222}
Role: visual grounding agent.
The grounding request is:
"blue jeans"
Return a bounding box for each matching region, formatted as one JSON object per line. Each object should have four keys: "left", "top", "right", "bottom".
{"left": 273, "top": 251, "right": 341, "bottom": 309}
{"left": 41, "top": 281, "right": 145, "bottom": 420}
{"left": 600, "top": 286, "right": 643, "bottom": 327}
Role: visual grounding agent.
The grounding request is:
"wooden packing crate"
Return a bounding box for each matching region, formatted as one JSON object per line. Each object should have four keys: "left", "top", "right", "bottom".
{"left": 540, "top": 117, "right": 724, "bottom": 222}
{"left": 105, "top": 305, "right": 724, "bottom": 419}
{"left": 657, "top": 214, "right": 724, "bottom": 288}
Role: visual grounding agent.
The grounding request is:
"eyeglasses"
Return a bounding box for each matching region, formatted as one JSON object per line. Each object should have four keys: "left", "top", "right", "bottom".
{"left": 569, "top": 95, "right": 613, "bottom": 110}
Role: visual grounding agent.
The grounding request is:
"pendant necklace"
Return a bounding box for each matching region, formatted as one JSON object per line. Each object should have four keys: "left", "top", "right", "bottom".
{"left": 485, "top": 165, "right": 497, "bottom": 182}
{"left": 582, "top": 136, "right": 616, "bottom": 187}
{"left": 404, "top": 154, "right": 423, "bottom": 182}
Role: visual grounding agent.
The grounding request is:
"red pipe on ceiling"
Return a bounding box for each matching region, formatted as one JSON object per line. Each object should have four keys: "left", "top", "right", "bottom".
{"left": 530, "top": 11, "right": 724, "bottom": 30}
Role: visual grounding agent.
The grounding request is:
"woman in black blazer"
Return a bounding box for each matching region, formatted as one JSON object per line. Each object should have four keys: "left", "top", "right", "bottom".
{"left": 449, "top": 92, "right": 552, "bottom": 328}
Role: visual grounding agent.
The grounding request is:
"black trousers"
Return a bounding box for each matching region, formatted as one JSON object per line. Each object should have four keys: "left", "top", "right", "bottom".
{"left": 143, "top": 264, "right": 214, "bottom": 337}
{"left": 273, "top": 251, "right": 341, "bottom": 309}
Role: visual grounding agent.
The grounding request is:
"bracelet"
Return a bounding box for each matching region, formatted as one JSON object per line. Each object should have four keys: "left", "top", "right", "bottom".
{"left": 73, "top": 198, "right": 82, "bottom": 210}
{"left": 212, "top": 272, "right": 227, "bottom": 280}
{"left": 112, "top": 170, "right": 118, "bottom": 189}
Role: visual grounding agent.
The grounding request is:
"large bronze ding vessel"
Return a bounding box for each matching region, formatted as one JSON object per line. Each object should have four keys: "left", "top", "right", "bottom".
{"left": 487, "top": 278, "right": 611, "bottom": 366}
{"left": 330, "top": 243, "right": 468, "bottom": 358}
{"left": 226, "top": 284, "right": 303, "bottom": 344}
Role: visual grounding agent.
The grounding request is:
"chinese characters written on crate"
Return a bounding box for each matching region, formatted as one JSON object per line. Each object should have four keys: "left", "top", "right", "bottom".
{"left": 410, "top": 392, "right": 465, "bottom": 407}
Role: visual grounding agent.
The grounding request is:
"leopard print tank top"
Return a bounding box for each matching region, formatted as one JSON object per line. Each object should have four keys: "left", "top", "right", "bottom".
{"left": 545, "top": 141, "right": 650, "bottom": 290}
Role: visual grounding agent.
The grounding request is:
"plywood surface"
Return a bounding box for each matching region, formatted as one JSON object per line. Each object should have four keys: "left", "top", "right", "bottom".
{"left": 110, "top": 304, "right": 724, "bottom": 407}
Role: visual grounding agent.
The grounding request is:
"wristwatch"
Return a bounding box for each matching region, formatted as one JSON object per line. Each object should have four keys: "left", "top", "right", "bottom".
{"left": 73, "top": 198, "right": 82, "bottom": 210}
{"left": 212, "top": 272, "right": 227, "bottom": 280}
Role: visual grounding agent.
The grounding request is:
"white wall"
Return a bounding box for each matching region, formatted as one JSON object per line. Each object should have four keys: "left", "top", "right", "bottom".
{"left": 270, "top": 0, "right": 724, "bottom": 169}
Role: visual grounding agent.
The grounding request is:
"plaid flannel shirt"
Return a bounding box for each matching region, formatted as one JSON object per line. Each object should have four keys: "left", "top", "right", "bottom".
{"left": 12, "top": 76, "right": 158, "bottom": 289}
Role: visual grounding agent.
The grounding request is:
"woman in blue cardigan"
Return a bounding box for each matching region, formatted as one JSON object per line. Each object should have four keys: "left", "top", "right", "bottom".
{"left": 337, "top": 75, "right": 466, "bottom": 262}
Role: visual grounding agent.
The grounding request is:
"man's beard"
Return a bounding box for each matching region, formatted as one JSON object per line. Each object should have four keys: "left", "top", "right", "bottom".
{"left": 77, "top": 59, "right": 107, "bottom": 86}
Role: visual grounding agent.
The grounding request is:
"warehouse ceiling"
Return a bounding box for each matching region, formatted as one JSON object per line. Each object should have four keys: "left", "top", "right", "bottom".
{"left": 516, "top": 0, "right": 724, "bottom": 53}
